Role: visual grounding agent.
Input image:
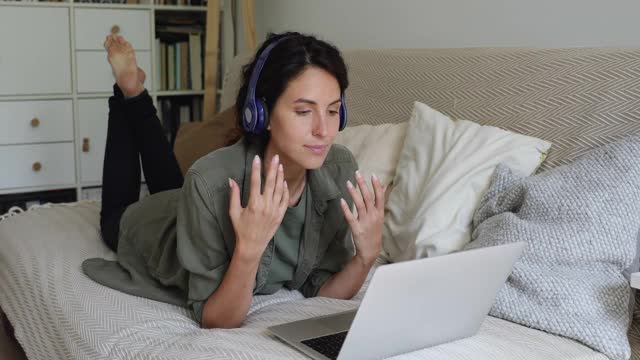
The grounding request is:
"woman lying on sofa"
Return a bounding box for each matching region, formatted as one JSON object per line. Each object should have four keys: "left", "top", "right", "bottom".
{"left": 82, "top": 31, "right": 386, "bottom": 329}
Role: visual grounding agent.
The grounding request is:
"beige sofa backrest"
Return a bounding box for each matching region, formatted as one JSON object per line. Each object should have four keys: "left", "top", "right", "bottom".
{"left": 222, "top": 48, "right": 640, "bottom": 171}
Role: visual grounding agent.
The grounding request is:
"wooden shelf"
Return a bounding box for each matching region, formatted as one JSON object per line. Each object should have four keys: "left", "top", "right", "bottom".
{"left": 73, "top": 3, "right": 152, "bottom": 10}
{"left": 155, "top": 89, "right": 205, "bottom": 96}
{"left": 0, "top": 2, "right": 207, "bottom": 11}
{"left": 0, "top": 1, "right": 70, "bottom": 8}
{"left": 154, "top": 4, "right": 206, "bottom": 11}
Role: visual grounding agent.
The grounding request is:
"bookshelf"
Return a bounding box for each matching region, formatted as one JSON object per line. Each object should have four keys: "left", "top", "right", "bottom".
{"left": 0, "top": 0, "right": 233, "bottom": 205}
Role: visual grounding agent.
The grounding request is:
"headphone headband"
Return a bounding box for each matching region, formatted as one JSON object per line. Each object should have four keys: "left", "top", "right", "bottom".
{"left": 246, "top": 36, "right": 292, "bottom": 102}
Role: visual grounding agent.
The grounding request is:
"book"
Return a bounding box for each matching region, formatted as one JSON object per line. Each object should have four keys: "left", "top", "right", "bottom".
{"left": 160, "top": 42, "right": 167, "bottom": 90}
{"left": 180, "top": 41, "right": 189, "bottom": 90}
{"left": 189, "top": 33, "right": 203, "bottom": 90}
{"left": 155, "top": 38, "right": 162, "bottom": 91}
{"left": 175, "top": 42, "right": 181, "bottom": 90}
{"left": 179, "top": 105, "right": 191, "bottom": 124}
{"left": 167, "top": 44, "right": 176, "bottom": 90}
{"left": 192, "top": 97, "right": 202, "bottom": 122}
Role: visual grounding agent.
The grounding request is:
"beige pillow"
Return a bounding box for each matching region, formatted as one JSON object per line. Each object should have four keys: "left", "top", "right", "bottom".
{"left": 383, "top": 102, "right": 551, "bottom": 263}
{"left": 333, "top": 122, "right": 408, "bottom": 192}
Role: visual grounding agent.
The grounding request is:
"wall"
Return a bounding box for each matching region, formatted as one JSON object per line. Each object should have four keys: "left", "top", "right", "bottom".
{"left": 254, "top": 0, "right": 640, "bottom": 49}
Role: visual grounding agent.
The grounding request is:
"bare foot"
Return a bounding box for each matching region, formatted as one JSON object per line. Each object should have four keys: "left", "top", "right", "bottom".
{"left": 104, "top": 35, "right": 145, "bottom": 97}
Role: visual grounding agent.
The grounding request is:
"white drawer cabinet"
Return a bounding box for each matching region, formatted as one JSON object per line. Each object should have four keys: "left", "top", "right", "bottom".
{"left": 75, "top": 9, "right": 151, "bottom": 51}
{"left": 0, "top": 143, "right": 76, "bottom": 189}
{"left": 0, "top": 7, "right": 72, "bottom": 95}
{"left": 0, "top": 100, "right": 73, "bottom": 145}
{"left": 0, "top": 3, "right": 214, "bottom": 198}
{"left": 76, "top": 51, "right": 153, "bottom": 93}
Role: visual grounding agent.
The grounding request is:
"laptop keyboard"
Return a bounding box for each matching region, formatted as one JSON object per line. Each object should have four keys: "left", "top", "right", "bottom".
{"left": 301, "top": 331, "right": 348, "bottom": 360}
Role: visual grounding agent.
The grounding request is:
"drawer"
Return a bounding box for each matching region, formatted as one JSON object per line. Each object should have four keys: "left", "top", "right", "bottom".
{"left": 78, "top": 98, "right": 145, "bottom": 184}
{"left": 78, "top": 98, "right": 108, "bottom": 183}
{"left": 74, "top": 9, "right": 151, "bottom": 51}
{"left": 0, "top": 143, "right": 76, "bottom": 189}
{"left": 0, "top": 7, "right": 71, "bottom": 95}
{"left": 0, "top": 100, "right": 73, "bottom": 145}
{"left": 76, "top": 51, "right": 153, "bottom": 93}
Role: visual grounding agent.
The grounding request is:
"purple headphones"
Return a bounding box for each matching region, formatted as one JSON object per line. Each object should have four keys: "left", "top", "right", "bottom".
{"left": 242, "top": 36, "right": 348, "bottom": 134}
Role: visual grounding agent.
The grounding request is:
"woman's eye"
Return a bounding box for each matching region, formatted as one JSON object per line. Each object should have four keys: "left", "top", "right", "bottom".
{"left": 296, "top": 110, "right": 311, "bottom": 116}
{"left": 329, "top": 110, "right": 339, "bottom": 116}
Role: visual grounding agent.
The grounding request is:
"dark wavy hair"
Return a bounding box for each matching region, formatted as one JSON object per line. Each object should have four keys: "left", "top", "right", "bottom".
{"left": 226, "top": 31, "right": 349, "bottom": 146}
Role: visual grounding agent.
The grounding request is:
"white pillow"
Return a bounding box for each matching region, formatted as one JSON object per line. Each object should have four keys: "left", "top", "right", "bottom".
{"left": 333, "top": 122, "right": 408, "bottom": 189}
{"left": 383, "top": 102, "right": 551, "bottom": 262}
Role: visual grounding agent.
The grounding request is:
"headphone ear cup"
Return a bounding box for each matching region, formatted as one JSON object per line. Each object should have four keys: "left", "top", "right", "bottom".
{"left": 242, "top": 101, "right": 257, "bottom": 133}
{"left": 255, "top": 98, "right": 266, "bottom": 133}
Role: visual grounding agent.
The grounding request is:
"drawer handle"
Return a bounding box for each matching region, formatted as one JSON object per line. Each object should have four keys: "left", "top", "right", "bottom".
{"left": 31, "top": 117, "right": 40, "bottom": 128}
{"left": 82, "top": 138, "right": 90, "bottom": 153}
{"left": 111, "top": 25, "right": 121, "bottom": 35}
{"left": 32, "top": 162, "right": 42, "bottom": 172}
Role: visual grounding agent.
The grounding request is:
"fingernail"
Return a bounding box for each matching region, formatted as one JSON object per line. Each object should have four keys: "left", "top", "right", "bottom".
{"left": 340, "top": 198, "right": 346, "bottom": 206}
{"left": 347, "top": 180, "right": 353, "bottom": 189}
{"left": 355, "top": 170, "right": 361, "bottom": 179}
{"left": 284, "top": 180, "right": 288, "bottom": 188}
{"left": 228, "top": 178, "right": 233, "bottom": 187}
{"left": 372, "top": 173, "right": 379, "bottom": 182}
{"left": 254, "top": 155, "right": 260, "bottom": 163}
{"left": 273, "top": 154, "right": 279, "bottom": 164}
{"left": 278, "top": 164, "right": 283, "bottom": 172}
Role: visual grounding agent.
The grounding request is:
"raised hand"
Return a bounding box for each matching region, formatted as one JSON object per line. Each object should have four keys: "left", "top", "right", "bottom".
{"left": 340, "top": 171, "right": 386, "bottom": 264}
{"left": 228, "top": 154, "right": 290, "bottom": 261}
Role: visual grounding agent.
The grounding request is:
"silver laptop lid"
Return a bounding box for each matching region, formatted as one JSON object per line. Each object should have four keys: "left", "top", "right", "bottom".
{"left": 337, "top": 242, "right": 525, "bottom": 360}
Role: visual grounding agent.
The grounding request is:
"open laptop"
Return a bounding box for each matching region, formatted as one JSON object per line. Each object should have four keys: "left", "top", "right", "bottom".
{"left": 268, "top": 242, "right": 525, "bottom": 360}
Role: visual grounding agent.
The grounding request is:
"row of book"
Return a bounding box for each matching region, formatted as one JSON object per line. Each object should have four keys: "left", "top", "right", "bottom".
{"left": 155, "top": 33, "right": 204, "bottom": 91}
{"left": 157, "top": 96, "right": 204, "bottom": 145}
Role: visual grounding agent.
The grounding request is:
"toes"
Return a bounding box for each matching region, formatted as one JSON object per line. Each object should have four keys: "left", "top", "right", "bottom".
{"left": 137, "top": 67, "right": 146, "bottom": 84}
{"left": 104, "top": 35, "right": 114, "bottom": 50}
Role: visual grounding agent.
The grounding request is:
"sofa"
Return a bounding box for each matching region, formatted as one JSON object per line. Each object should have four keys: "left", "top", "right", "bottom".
{"left": 1, "top": 47, "right": 639, "bottom": 359}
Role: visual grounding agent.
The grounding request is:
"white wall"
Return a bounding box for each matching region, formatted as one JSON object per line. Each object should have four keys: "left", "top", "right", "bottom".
{"left": 255, "top": 0, "right": 640, "bottom": 49}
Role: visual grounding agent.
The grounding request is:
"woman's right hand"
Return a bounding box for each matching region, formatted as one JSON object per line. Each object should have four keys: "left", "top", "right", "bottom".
{"left": 228, "top": 154, "right": 289, "bottom": 262}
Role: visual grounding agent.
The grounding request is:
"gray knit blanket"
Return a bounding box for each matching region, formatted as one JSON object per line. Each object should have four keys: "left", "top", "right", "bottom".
{"left": 465, "top": 134, "right": 640, "bottom": 360}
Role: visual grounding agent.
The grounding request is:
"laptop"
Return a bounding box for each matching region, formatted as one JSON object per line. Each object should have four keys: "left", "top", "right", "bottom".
{"left": 268, "top": 242, "right": 525, "bottom": 360}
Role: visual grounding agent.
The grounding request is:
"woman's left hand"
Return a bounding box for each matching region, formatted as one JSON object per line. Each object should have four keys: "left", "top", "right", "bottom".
{"left": 340, "top": 171, "right": 386, "bottom": 265}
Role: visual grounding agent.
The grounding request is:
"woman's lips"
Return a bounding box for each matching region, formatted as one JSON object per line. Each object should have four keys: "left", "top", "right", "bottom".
{"left": 304, "top": 145, "right": 328, "bottom": 155}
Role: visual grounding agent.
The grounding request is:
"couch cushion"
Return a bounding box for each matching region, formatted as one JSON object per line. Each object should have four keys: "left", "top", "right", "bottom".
{"left": 466, "top": 134, "right": 640, "bottom": 360}
{"left": 383, "top": 101, "right": 550, "bottom": 261}
{"left": 333, "top": 122, "right": 408, "bottom": 190}
{"left": 173, "top": 106, "right": 238, "bottom": 175}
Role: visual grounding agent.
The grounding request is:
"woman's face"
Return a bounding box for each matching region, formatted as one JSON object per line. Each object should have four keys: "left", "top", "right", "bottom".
{"left": 267, "top": 66, "right": 343, "bottom": 170}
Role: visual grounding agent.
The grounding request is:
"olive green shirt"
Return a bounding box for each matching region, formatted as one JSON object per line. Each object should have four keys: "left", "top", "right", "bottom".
{"left": 83, "top": 137, "right": 358, "bottom": 324}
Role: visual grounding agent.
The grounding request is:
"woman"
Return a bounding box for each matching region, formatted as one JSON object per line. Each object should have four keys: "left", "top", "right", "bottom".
{"left": 83, "top": 32, "right": 385, "bottom": 329}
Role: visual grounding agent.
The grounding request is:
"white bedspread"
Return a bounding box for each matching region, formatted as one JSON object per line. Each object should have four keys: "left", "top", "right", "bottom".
{"left": 0, "top": 201, "right": 608, "bottom": 359}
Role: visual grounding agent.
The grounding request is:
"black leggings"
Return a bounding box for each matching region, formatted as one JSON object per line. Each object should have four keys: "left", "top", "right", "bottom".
{"left": 100, "top": 85, "right": 184, "bottom": 252}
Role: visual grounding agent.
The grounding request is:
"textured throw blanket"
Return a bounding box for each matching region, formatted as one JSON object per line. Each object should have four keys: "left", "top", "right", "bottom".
{"left": 466, "top": 134, "right": 640, "bottom": 360}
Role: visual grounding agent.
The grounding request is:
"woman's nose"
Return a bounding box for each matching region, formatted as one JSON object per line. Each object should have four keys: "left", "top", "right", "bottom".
{"left": 312, "top": 114, "right": 329, "bottom": 137}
